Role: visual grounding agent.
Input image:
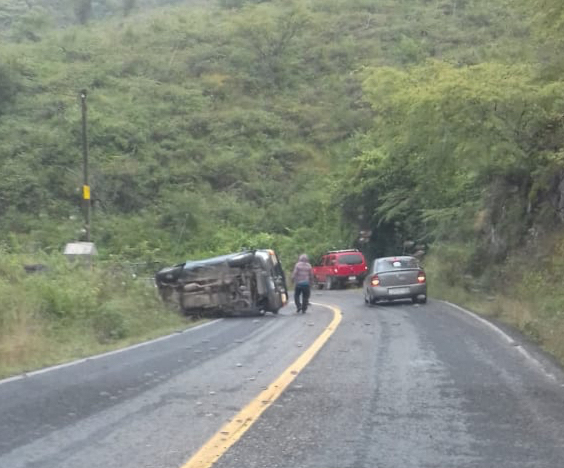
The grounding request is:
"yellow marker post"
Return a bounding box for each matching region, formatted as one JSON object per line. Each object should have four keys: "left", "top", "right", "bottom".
{"left": 181, "top": 303, "right": 342, "bottom": 468}
{"left": 83, "top": 185, "right": 91, "bottom": 200}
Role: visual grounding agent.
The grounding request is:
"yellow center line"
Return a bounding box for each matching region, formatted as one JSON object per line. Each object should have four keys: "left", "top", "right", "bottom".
{"left": 180, "top": 302, "right": 342, "bottom": 468}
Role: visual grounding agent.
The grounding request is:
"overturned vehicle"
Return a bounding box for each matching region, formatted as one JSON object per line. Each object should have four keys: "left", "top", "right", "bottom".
{"left": 155, "top": 250, "right": 288, "bottom": 317}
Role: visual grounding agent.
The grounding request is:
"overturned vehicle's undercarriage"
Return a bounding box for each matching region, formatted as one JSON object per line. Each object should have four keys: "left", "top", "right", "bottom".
{"left": 155, "top": 250, "right": 288, "bottom": 317}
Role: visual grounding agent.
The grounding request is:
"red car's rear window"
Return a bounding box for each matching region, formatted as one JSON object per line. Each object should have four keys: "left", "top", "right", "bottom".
{"left": 337, "top": 254, "right": 364, "bottom": 265}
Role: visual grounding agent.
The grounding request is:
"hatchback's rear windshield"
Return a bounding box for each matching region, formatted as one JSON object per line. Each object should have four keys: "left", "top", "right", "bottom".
{"left": 377, "top": 258, "right": 419, "bottom": 270}
{"left": 337, "top": 254, "right": 363, "bottom": 265}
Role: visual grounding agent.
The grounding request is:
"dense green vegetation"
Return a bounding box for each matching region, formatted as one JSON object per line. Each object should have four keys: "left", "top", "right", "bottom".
{"left": 0, "top": 0, "right": 539, "bottom": 261}
{"left": 2, "top": 0, "right": 564, "bottom": 373}
{"left": 0, "top": 249, "right": 191, "bottom": 378}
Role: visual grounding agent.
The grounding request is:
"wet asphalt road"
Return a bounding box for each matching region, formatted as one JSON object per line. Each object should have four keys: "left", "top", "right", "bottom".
{"left": 1, "top": 290, "right": 564, "bottom": 468}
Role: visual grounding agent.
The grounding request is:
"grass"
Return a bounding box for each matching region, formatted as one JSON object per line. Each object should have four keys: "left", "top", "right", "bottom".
{"left": 0, "top": 251, "right": 201, "bottom": 379}
{"left": 0, "top": 311, "right": 197, "bottom": 379}
{"left": 426, "top": 246, "right": 564, "bottom": 366}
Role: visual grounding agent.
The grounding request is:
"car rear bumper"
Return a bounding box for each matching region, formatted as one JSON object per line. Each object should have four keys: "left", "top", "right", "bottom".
{"left": 337, "top": 274, "right": 366, "bottom": 283}
{"left": 368, "top": 283, "right": 427, "bottom": 300}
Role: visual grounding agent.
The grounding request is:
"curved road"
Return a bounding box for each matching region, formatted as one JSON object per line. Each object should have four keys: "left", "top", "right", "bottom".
{"left": 1, "top": 290, "right": 564, "bottom": 468}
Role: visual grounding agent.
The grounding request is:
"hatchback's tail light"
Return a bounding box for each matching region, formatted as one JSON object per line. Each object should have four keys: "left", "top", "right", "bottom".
{"left": 371, "top": 275, "right": 380, "bottom": 287}
{"left": 334, "top": 268, "right": 338, "bottom": 273}
{"left": 417, "top": 271, "right": 426, "bottom": 283}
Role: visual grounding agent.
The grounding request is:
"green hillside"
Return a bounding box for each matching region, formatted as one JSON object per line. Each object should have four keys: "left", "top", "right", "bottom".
{"left": 0, "top": 0, "right": 535, "bottom": 261}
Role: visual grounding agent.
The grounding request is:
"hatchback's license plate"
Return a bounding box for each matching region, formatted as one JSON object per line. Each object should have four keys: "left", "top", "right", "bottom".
{"left": 348, "top": 276, "right": 356, "bottom": 281}
{"left": 389, "top": 287, "right": 409, "bottom": 295}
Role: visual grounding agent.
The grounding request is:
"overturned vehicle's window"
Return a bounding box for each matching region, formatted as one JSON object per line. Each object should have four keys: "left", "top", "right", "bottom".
{"left": 155, "top": 250, "right": 288, "bottom": 317}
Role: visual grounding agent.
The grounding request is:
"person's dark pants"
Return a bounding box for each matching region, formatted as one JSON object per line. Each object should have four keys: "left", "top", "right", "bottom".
{"left": 294, "top": 284, "right": 311, "bottom": 313}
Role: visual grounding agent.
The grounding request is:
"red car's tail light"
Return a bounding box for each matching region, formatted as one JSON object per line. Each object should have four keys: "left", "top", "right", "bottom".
{"left": 371, "top": 275, "right": 380, "bottom": 287}
{"left": 417, "top": 271, "right": 426, "bottom": 283}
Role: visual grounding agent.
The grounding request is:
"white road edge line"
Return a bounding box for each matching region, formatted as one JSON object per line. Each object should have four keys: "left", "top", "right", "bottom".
{"left": 442, "top": 300, "right": 557, "bottom": 382}
{"left": 0, "top": 319, "right": 221, "bottom": 386}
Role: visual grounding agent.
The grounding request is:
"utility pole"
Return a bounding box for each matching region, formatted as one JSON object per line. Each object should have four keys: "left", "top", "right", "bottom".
{"left": 80, "top": 89, "right": 91, "bottom": 242}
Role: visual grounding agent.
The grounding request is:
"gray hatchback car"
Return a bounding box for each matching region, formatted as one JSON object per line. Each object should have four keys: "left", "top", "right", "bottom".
{"left": 363, "top": 256, "right": 427, "bottom": 305}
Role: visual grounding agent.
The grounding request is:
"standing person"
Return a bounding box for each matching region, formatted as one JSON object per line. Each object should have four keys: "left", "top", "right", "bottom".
{"left": 291, "top": 253, "right": 313, "bottom": 314}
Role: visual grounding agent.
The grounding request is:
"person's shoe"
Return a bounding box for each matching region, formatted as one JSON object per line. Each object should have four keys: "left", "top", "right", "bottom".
{"left": 295, "top": 306, "right": 301, "bottom": 313}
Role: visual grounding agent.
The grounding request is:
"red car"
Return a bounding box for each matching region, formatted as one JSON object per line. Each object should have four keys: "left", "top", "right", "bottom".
{"left": 313, "top": 249, "right": 368, "bottom": 289}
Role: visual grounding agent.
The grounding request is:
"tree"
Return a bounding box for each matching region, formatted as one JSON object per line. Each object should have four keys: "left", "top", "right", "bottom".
{"left": 523, "top": 0, "right": 564, "bottom": 77}
{"left": 218, "top": 0, "right": 272, "bottom": 8}
{"left": 232, "top": 2, "right": 310, "bottom": 88}
{"left": 74, "top": 0, "right": 93, "bottom": 24}
{"left": 123, "top": 0, "right": 137, "bottom": 17}
{"left": 0, "top": 63, "right": 18, "bottom": 115}
{"left": 529, "top": 0, "right": 564, "bottom": 33}
{"left": 340, "top": 60, "right": 564, "bottom": 261}
{"left": 11, "top": 9, "right": 53, "bottom": 42}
